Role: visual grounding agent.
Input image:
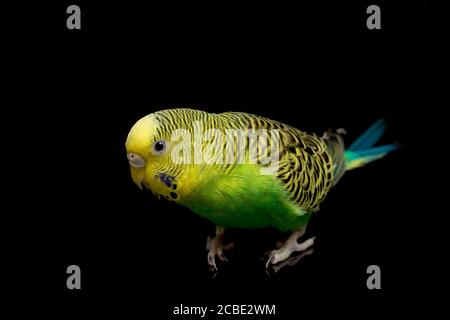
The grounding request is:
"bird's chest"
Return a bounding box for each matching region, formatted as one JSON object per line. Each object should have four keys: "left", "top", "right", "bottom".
{"left": 180, "top": 165, "right": 300, "bottom": 229}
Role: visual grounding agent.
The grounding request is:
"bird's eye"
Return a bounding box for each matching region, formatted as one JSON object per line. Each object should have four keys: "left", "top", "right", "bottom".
{"left": 152, "top": 140, "right": 167, "bottom": 155}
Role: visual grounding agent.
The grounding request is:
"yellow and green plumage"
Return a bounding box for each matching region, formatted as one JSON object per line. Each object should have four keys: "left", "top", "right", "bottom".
{"left": 125, "top": 109, "right": 396, "bottom": 234}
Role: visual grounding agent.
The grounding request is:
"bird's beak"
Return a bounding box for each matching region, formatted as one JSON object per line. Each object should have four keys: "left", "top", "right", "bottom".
{"left": 130, "top": 166, "right": 145, "bottom": 190}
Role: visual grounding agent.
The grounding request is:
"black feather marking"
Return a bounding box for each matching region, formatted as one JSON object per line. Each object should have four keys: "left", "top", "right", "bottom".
{"left": 159, "top": 173, "right": 175, "bottom": 188}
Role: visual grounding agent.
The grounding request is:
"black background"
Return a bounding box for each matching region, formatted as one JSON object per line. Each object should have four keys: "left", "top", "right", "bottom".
{"left": 5, "top": 0, "right": 436, "bottom": 318}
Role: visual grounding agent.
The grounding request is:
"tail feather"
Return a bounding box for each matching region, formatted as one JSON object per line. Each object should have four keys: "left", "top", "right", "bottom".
{"left": 345, "top": 120, "right": 397, "bottom": 170}
{"left": 348, "top": 119, "right": 386, "bottom": 151}
{"left": 352, "top": 144, "right": 398, "bottom": 157}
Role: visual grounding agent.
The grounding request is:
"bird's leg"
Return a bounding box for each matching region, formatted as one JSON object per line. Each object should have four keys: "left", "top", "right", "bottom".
{"left": 266, "top": 227, "right": 315, "bottom": 268}
{"left": 206, "top": 226, "right": 234, "bottom": 271}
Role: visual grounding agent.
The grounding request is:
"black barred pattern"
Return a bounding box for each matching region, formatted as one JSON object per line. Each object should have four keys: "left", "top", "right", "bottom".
{"left": 149, "top": 108, "right": 345, "bottom": 211}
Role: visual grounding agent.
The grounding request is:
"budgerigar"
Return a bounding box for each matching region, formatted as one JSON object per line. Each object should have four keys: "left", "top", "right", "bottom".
{"left": 125, "top": 108, "right": 397, "bottom": 270}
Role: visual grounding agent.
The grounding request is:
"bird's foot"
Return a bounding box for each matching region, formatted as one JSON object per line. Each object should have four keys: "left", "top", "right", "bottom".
{"left": 267, "top": 248, "right": 314, "bottom": 275}
{"left": 206, "top": 235, "right": 234, "bottom": 271}
{"left": 265, "top": 236, "right": 315, "bottom": 268}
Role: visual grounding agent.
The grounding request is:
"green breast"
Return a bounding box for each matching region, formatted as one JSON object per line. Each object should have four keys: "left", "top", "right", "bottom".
{"left": 180, "top": 164, "right": 312, "bottom": 232}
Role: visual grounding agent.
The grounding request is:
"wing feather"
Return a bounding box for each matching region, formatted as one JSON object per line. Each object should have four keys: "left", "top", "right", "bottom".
{"left": 219, "top": 112, "right": 342, "bottom": 211}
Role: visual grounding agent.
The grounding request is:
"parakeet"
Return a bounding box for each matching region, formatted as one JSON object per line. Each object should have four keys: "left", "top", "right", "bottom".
{"left": 125, "top": 108, "right": 397, "bottom": 270}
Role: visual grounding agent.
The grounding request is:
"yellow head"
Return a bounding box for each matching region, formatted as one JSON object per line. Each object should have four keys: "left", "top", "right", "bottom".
{"left": 125, "top": 109, "right": 208, "bottom": 202}
{"left": 125, "top": 113, "right": 176, "bottom": 198}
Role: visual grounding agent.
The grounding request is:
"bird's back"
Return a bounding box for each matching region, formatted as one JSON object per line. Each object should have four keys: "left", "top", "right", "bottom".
{"left": 216, "top": 111, "right": 344, "bottom": 212}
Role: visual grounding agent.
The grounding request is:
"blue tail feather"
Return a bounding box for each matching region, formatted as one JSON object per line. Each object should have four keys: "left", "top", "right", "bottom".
{"left": 348, "top": 119, "right": 386, "bottom": 151}
{"left": 355, "top": 144, "right": 398, "bottom": 157}
{"left": 345, "top": 119, "right": 397, "bottom": 170}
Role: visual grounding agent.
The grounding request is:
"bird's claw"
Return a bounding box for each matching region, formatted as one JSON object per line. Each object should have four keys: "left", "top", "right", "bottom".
{"left": 264, "top": 236, "right": 316, "bottom": 269}
{"left": 267, "top": 248, "right": 314, "bottom": 275}
{"left": 208, "top": 252, "right": 218, "bottom": 271}
{"left": 206, "top": 236, "right": 234, "bottom": 271}
{"left": 265, "top": 251, "right": 282, "bottom": 269}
